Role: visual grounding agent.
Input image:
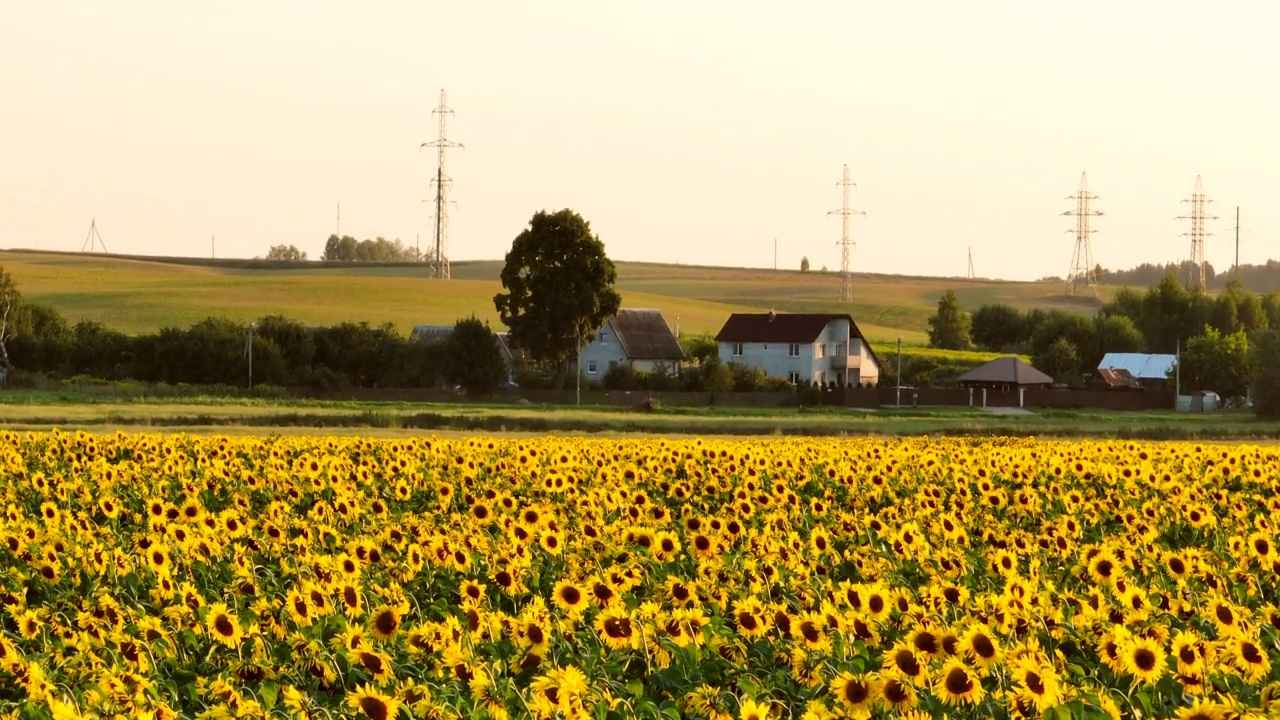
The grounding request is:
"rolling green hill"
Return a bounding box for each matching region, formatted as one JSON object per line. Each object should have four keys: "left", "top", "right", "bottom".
{"left": 1, "top": 249, "right": 1110, "bottom": 346}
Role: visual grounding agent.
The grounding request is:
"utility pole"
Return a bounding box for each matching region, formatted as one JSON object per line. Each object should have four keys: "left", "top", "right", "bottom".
{"left": 967, "top": 247, "right": 975, "bottom": 279}
{"left": 247, "top": 322, "right": 256, "bottom": 390}
{"left": 1178, "top": 176, "right": 1217, "bottom": 291}
{"left": 1064, "top": 172, "right": 1102, "bottom": 297}
{"left": 421, "top": 89, "right": 463, "bottom": 280}
{"left": 828, "top": 164, "right": 864, "bottom": 303}
{"left": 1234, "top": 206, "right": 1241, "bottom": 279}
{"left": 81, "top": 219, "right": 108, "bottom": 254}
{"left": 1175, "top": 337, "right": 1180, "bottom": 410}
{"left": 336, "top": 199, "right": 341, "bottom": 238}
{"left": 576, "top": 337, "right": 582, "bottom": 406}
{"left": 896, "top": 338, "right": 902, "bottom": 408}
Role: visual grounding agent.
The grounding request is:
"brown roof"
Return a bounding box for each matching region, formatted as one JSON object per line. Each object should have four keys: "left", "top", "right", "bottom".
{"left": 955, "top": 357, "right": 1053, "bottom": 385}
{"left": 1095, "top": 367, "right": 1141, "bottom": 389}
{"left": 610, "top": 309, "right": 685, "bottom": 360}
{"left": 716, "top": 312, "right": 834, "bottom": 343}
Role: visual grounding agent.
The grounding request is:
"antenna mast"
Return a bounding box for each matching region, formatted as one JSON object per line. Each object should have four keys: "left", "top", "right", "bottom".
{"left": 827, "top": 164, "right": 864, "bottom": 303}
{"left": 1178, "top": 175, "right": 1217, "bottom": 291}
{"left": 967, "top": 247, "right": 975, "bottom": 279}
{"left": 1063, "top": 172, "right": 1101, "bottom": 297}
{"left": 421, "top": 89, "right": 463, "bottom": 279}
{"left": 81, "top": 219, "right": 108, "bottom": 254}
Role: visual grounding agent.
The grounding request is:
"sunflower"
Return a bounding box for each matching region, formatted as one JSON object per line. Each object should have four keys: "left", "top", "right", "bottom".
{"left": 876, "top": 675, "right": 917, "bottom": 712}
{"left": 352, "top": 647, "right": 395, "bottom": 686}
{"left": 551, "top": 580, "right": 588, "bottom": 616}
{"left": 794, "top": 612, "right": 830, "bottom": 651}
{"left": 881, "top": 641, "right": 928, "bottom": 685}
{"left": 732, "top": 598, "right": 770, "bottom": 640}
{"left": 1121, "top": 635, "right": 1166, "bottom": 685}
{"left": 1171, "top": 630, "right": 1206, "bottom": 675}
{"left": 284, "top": 589, "right": 313, "bottom": 627}
{"left": 960, "top": 623, "right": 1001, "bottom": 668}
{"left": 829, "top": 672, "right": 879, "bottom": 717}
{"left": 369, "top": 603, "right": 406, "bottom": 640}
{"left": 1086, "top": 549, "right": 1122, "bottom": 585}
{"left": 346, "top": 683, "right": 402, "bottom": 720}
{"left": 1174, "top": 698, "right": 1230, "bottom": 720}
{"left": 738, "top": 698, "right": 773, "bottom": 720}
{"left": 935, "top": 659, "right": 984, "bottom": 705}
{"left": 1010, "top": 656, "right": 1064, "bottom": 712}
{"left": 1205, "top": 597, "right": 1244, "bottom": 637}
{"left": 204, "top": 603, "right": 244, "bottom": 648}
{"left": 596, "top": 607, "right": 637, "bottom": 651}
{"left": 1229, "top": 635, "right": 1272, "bottom": 682}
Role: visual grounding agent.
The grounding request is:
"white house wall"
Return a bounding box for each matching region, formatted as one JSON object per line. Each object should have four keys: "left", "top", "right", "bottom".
{"left": 719, "top": 320, "right": 881, "bottom": 387}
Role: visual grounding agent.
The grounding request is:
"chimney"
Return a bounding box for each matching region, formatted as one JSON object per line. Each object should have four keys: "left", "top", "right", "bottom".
{"left": 768, "top": 309, "right": 776, "bottom": 322}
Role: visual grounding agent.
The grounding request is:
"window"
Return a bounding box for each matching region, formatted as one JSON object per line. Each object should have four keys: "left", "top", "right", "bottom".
{"left": 598, "top": 331, "right": 608, "bottom": 344}
{"left": 788, "top": 343, "right": 800, "bottom": 357}
{"left": 816, "top": 343, "right": 826, "bottom": 358}
{"left": 732, "top": 342, "right": 744, "bottom": 357}
{"left": 587, "top": 361, "right": 598, "bottom": 374}
{"left": 787, "top": 371, "right": 800, "bottom": 385}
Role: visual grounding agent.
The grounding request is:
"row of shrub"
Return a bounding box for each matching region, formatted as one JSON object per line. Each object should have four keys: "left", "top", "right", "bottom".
{"left": 9, "top": 307, "right": 452, "bottom": 390}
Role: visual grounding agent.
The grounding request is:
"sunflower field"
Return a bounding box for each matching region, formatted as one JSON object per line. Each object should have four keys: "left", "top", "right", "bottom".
{"left": 1, "top": 431, "right": 1279, "bottom": 720}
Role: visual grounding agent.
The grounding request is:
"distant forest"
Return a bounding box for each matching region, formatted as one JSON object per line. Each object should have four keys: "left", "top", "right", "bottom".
{"left": 1044, "top": 260, "right": 1280, "bottom": 293}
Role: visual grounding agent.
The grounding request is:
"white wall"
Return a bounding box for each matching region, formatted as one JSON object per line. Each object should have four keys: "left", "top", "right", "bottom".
{"left": 719, "top": 340, "right": 818, "bottom": 383}
{"left": 718, "top": 319, "right": 880, "bottom": 387}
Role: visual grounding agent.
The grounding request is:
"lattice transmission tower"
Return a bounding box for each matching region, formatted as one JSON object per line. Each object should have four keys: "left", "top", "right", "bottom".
{"left": 81, "top": 219, "right": 108, "bottom": 254}
{"left": 827, "top": 164, "right": 864, "bottom": 303}
{"left": 1178, "top": 175, "right": 1217, "bottom": 291}
{"left": 1063, "top": 172, "right": 1102, "bottom": 297}
{"left": 421, "top": 89, "right": 463, "bottom": 279}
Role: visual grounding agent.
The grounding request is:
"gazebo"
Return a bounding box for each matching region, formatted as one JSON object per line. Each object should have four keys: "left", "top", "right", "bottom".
{"left": 955, "top": 357, "right": 1053, "bottom": 393}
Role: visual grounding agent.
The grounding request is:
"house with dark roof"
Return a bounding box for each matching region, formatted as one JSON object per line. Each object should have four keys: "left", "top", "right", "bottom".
{"left": 714, "top": 312, "right": 881, "bottom": 387}
{"left": 955, "top": 357, "right": 1052, "bottom": 391}
{"left": 576, "top": 309, "right": 685, "bottom": 378}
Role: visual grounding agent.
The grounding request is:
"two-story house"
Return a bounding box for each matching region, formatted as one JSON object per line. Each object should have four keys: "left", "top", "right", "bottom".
{"left": 576, "top": 308, "right": 686, "bottom": 379}
{"left": 714, "top": 312, "right": 881, "bottom": 387}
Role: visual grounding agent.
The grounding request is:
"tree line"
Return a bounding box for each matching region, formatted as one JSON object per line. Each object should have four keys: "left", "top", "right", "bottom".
{"left": 927, "top": 272, "right": 1280, "bottom": 414}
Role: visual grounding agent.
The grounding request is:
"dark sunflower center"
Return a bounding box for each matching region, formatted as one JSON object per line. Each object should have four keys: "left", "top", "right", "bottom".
{"left": 604, "top": 617, "right": 632, "bottom": 638}
{"left": 800, "top": 622, "right": 820, "bottom": 643}
{"left": 945, "top": 667, "right": 973, "bottom": 695}
{"left": 1025, "top": 671, "right": 1044, "bottom": 694}
{"left": 1095, "top": 560, "right": 1113, "bottom": 577}
{"left": 972, "top": 635, "right": 996, "bottom": 658}
{"left": 868, "top": 596, "right": 884, "bottom": 614}
{"left": 913, "top": 631, "right": 938, "bottom": 654}
{"left": 738, "top": 613, "right": 759, "bottom": 631}
{"left": 895, "top": 650, "right": 921, "bottom": 675}
{"left": 1179, "top": 646, "right": 1196, "bottom": 664}
{"left": 1242, "top": 642, "right": 1263, "bottom": 664}
{"left": 375, "top": 611, "right": 397, "bottom": 635}
{"left": 1216, "top": 605, "right": 1235, "bottom": 625}
{"left": 884, "top": 679, "right": 909, "bottom": 703}
{"left": 843, "top": 679, "right": 869, "bottom": 703}
{"left": 560, "top": 587, "right": 581, "bottom": 605}
{"left": 359, "top": 697, "right": 389, "bottom": 720}
{"left": 527, "top": 625, "right": 545, "bottom": 644}
{"left": 360, "top": 652, "right": 385, "bottom": 674}
{"left": 214, "top": 615, "right": 235, "bottom": 637}
{"left": 1134, "top": 648, "right": 1156, "bottom": 671}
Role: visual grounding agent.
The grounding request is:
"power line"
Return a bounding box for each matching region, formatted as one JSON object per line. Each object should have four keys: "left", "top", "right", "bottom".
{"left": 421, "top": 89, "right": 463, "bottom": 279}
{"left": 827, "top": 164, "right": 864, "bottom": 303}
{"left": 1178, "top": 175, "right": 1217, "bottom": 291}
{"left": 1063, "top": 172, "right": 1101, "bottom": 297}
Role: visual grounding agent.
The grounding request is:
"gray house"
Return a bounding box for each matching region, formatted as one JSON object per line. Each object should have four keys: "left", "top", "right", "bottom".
{"left": 575, "top": 308, "right": 685, "bottom": 379}
{"left": 714, "top": 312, "right": 881, "bottom": 387}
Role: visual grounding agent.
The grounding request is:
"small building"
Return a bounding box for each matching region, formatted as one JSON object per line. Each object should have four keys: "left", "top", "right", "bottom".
{"left": 1089, "top": 367, "right": 1143, "bottom": 391}
{"left": 713, "top": 312, "right": 881, "bottom": 387}
{"left": 955, "top": 357, "right": 1052, "bottom": 392}
{"left": 1097, "top": 353, "right": 1176, "bottom": 390}
{"left": 411, "top": 323, "right": 523, "bottom": 383}
{"left": 576, "top": 308, "right": 685, "bottom": 379}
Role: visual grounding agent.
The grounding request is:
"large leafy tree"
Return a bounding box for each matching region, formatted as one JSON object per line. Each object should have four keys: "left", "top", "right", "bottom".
{"left": 494, "top": 210, "right": 621, "bottom": 388}
{"left": 1251, "top": 330, "right": 1280, "bottom": 417}
{"left": 926, "top": 290, "right": 971, "bottom": 350}
{"left": 1177, "top": 326, "right": 1251, "bottom": 400}
{"left": 264, "top": 244, "right": 308, "bottom": 261}
{"left": 970, "top": 303, "right": 1024, "bottom": 352}
{"left": 443, "top": 316, "right": 506, "bottom": 396}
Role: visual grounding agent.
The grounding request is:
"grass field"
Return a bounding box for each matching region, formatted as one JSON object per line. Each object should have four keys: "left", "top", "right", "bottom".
{"left": 0, "top": 249, "right": 1111, "bottom": 345}
{"left": 0, "top": 390, "right": 1274, "bottom": 440}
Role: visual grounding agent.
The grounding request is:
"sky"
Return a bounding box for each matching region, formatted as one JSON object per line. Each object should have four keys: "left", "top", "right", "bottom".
{"left": 1, "top": 1, "right": 1277, "bottom": 281}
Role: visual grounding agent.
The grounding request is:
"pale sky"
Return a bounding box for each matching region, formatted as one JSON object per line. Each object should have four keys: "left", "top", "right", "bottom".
{"left": 1, "top": 1, "right": 1276, "bottom": 281}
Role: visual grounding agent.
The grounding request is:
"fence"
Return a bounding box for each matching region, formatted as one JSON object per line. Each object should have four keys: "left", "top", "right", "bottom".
{"left": 826, "top": 385, "right": 1177, "bottom": 411}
